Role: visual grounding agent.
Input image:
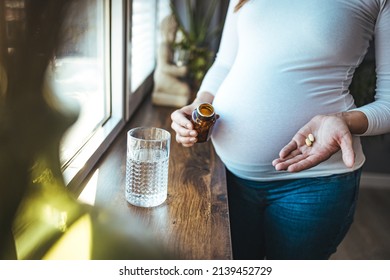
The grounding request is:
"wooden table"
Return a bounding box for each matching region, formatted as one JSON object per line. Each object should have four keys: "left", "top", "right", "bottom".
{"left": 77, "top": 96, "right": 232, "bottom": 260}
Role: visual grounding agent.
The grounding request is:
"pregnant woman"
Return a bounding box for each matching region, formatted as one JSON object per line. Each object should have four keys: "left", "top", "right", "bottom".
{"left": 171, "top": 0, "right": 390, "bottom": 259}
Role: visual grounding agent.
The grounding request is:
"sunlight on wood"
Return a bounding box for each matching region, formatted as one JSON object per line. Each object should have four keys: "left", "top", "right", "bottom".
{"left": 78, "top": 169, "right": 99, "bottom": 206}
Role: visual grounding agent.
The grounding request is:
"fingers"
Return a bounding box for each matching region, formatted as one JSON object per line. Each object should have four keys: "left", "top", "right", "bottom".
{"left": 272, "top": 149, "right": 301, "bottom": 166}
{"left": 278, "top": 140, "right": 298, "bottom": 159}
{"left": 171, "top": 121, "right": 197, "bottom": 146}
{"left": 273, "top": 114, "right": 356, "bottom": 172}
{"left": 285, "top": 154, "right": 322, "bottom": 172}
{"left": 171, "top": 108, "right": 193, "bottom": 129}
{"left": 278, "top": 131, "right": 309, "bottom": 158}
{"left": 273, "top": 153, "right": 307, "bottom": 171}
{"left": 170, "top": 108, "right": 198, "bottom": 147}
{"left": 273, "top": 153, "right": 325, "bottom": 172}
{"left": 339, "top": 132, "right": 355, "bottom": 168}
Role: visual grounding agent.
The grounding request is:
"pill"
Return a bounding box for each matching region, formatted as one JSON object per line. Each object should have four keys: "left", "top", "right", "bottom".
{"left": 308, "top": 133, "right": 315, "bottom": 142}
{"left": 305, "top": 138, "right": 313, "bottom": 147}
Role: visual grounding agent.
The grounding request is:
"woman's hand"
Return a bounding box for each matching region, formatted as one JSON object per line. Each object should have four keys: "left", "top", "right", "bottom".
{"left": 170, "top": 103, "right": 199, "bottom": 147}
{"left": 170, "top": 91, "right": 215, "bottom": 147}
{"left": 272, "top": 114, "right": 356, "bottom": 172}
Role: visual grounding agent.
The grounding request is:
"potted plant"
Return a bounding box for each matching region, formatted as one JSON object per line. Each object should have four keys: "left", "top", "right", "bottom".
{"left": 170, "top": 0, "right": 223, "bottom": 95}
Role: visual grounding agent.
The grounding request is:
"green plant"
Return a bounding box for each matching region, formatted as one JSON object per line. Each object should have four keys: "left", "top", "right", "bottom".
{"left": 170, "top": 0, "right": 223, "bottom": 92}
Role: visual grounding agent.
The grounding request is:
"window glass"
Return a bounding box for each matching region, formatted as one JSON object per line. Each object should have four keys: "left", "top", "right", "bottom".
{"left": 131, "top": 0, "right": 156, "bottom": 92}
{"left": 48, "top": 0, "right": 109, "bottom": 166}
{"left": 130, "top": 0, "right": 170, "bottom": 93}
{"left": 3, "top": 0, "right": 172, "bottom": 186}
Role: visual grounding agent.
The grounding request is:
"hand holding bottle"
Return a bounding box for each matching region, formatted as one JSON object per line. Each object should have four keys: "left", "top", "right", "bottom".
{"left": 171, "top": 92, "right": 215, "bottom": 147}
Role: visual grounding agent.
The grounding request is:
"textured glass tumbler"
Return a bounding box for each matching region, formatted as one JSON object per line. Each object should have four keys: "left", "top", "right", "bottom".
{"left": 126, "top": 127, "right": 171, "bottom": 207}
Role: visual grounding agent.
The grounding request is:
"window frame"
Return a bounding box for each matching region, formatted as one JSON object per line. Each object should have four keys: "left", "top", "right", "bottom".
{"left": 64, "top": 0, "right": 126, "bottom": 192}
{"left": 125, "top": 0, "right": 157, "bottom": 122}
{"left": 64, "top": 0, "right": 166, "bottom": 192}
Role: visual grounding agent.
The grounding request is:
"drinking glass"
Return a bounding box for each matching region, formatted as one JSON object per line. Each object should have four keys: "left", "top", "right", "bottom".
{"left": 125, "top": 127, "right": 171, "bottom": 207}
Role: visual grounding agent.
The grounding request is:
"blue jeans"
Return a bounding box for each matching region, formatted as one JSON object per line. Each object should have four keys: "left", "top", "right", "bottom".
{"left": 226, "top": 168, "right": 361, "bottom": 260}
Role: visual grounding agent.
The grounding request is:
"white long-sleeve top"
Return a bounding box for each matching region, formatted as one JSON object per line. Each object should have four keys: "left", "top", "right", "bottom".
{"left": 198, "top": 0, "right": 390, "bottom": 181}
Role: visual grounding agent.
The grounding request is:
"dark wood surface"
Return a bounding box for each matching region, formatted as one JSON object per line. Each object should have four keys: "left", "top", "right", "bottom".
{"left": 78, "top": 95, "right": 232, "bottom": 260}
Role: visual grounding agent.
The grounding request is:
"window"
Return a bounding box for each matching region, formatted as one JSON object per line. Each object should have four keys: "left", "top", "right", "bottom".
{"left": 131, "top": 0, "right": 156, "bottom": 93}
{"left": 58, "top": 0, "right": 126, "bottom": 188}
{"left": 130, "top": 0, "right": 170, "bottom": 92}
{"left": 49, "top": 0, "right": 110, "bottom": 167}
{"left": 126, "top": 0, "right": 170, "bottom": 119}
{"left": 2, "top": 0, "right": 172, "bottom": 189}
{"left": 56, "top": 0, "right": 170, "bottom": 189}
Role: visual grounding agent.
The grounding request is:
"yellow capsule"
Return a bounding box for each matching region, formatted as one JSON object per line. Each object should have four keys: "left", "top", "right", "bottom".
{"left": 305, "top": 138, "right": 313, "bottom": 147}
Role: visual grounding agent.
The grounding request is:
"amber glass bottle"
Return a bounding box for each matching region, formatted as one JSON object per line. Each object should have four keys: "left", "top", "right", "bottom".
{"left": 191, "top": 103, "right": 217, "bottom": 143}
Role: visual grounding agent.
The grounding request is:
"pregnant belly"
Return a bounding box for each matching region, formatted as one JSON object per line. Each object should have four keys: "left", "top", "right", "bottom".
{"left": 211, "top": 82, "right": 346, "bottom": 167}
